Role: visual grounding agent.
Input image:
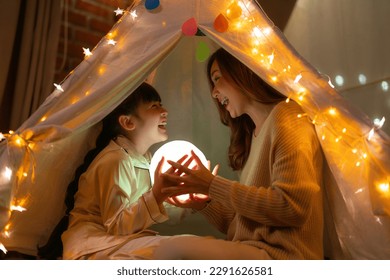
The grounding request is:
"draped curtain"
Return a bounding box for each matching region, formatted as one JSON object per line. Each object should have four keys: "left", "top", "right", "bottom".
{"left": 284, "top": 0, "right": 390, "bottom": 135}
{"left": 0, "top": 0, "right": 61, "bottom": 131}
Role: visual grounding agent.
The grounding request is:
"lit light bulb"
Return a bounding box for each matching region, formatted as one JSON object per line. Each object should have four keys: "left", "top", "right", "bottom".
{"left": 381, "top": 81, "right": 389, "bottom": 92}
{"left": 376, "top": 182, "right": 389, "bottom": 196}
{"left": 294, "top": 74, "right": 302, "bottom": 84}
{"left": 2, "top": 167, "right": 12, "bottom": 182}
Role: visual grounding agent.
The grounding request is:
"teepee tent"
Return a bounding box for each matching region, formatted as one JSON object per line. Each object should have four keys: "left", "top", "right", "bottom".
{"left": 0, "top": 0, "right": 389, "bottom": 259}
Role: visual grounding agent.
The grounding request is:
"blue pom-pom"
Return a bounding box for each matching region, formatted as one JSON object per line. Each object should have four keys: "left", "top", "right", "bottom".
{"left": 145, "top": 0, "right": 160, "bottom": 10}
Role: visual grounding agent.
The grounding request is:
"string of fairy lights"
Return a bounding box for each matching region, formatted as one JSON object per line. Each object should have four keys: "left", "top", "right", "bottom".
{"left": 0, "top": 0, "right": 388, "bottom": 255}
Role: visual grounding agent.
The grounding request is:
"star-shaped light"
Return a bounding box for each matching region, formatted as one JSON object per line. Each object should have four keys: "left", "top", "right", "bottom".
{"left": 83, "top": 47, "right": 93, "bottom": 57}
{"left": 11, "top": 205, "right": 26, "bottom": 212}
{"left": 114, "top": 8, "right": 124, "bottom": 16}
{"left": 130, "top": 10, "right": 138, "bottom": 20}
{"left": 54, "top": 83, "right": 64, "bottom": 92}
{"left": 374, "top": 116, "right": 386, "bottom": 129}
{"left": 0, "top": 243, "right": 7, "bottom": 254}
{"left": 107, "top": 39, "right": 117, "bottom": 46}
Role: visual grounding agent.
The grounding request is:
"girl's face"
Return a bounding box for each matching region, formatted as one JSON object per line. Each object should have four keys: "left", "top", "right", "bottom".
{"left": 132, "top": 100, "right": 168, "bottom": 145}
{"left": 210, "top": 60, "right": 250, "bottom": 118}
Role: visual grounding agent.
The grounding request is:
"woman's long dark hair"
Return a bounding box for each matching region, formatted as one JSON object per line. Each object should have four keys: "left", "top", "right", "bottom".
{"left": 37, "top": 82, "right": 161, "bottom": 259}
{"left": 206, "top": 48, "right": 286, "bottom": 170}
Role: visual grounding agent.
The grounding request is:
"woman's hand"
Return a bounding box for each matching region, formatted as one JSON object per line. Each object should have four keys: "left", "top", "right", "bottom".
{"left": 161, "top": 150, "right": 219, "bottom": 197}
{"left": 166, "top": 194, "right": 210, "bottom": 211}
{"left": 152, "top": 154, "right": 193, "bottom": 205}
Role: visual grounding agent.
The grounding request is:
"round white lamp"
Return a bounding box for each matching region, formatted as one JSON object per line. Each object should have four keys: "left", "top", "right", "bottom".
{"left": 149, "top": 140, "right": 209, "bottom": 202}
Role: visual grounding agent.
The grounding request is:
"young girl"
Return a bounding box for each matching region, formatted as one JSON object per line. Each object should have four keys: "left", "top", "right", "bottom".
{"left": 48, "top": 82, "right": 187, "bottom": 259}
{"left": 155, "top": 48, "right": 324, "bottom": 260}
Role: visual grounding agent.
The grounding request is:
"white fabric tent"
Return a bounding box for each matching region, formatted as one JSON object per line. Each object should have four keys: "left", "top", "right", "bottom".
{"left": 0, "top": 0, "right": 389, "bottom": 259}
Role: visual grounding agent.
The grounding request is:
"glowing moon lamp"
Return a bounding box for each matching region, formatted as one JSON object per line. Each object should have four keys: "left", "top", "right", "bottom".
{"left": 149, "top": 140, "right": 209, "bottom": 202}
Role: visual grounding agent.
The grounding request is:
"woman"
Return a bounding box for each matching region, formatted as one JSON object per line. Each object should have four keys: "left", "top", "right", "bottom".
{"left": 41, "top": 82, "right": 189, "bottom": 259}
{"left": 155, "top": 48, "right": 324, "bottom": 260}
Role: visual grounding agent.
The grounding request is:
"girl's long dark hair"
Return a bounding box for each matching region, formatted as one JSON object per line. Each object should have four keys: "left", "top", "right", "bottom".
{"left": 37, "top": 82, "right": 161, "bottom": 259}
{"left": 206, "top": 48, "right": 286, "bottom": 170}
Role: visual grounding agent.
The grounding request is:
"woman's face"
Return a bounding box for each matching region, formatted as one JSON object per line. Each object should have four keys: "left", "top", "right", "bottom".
{"left": 132, "top": 100, "right": 168, "bottom": 144}
{"left": 210, "top": 60, "right": 250, "bottom": 118}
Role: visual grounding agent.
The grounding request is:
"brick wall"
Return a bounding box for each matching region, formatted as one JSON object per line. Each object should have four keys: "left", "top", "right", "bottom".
{"left": 55, "top": 0, "right": 133, "bottom": 82}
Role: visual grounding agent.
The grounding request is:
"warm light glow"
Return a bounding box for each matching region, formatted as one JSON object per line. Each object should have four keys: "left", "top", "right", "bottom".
{"left": 70, "top": 97, "right": 80, "bottom": 104}
{"left": 376, "top": 182, "right": 389, "bottom": 196}
{"left": 294, "top": 74, "right": 302, "bottom": 84}
{"left": 107, "top": 31, "right": 118, "bottom": 39}
{"left": 355, "top": 188, "right": 364, "bottom": 194}
{"left": 328, "top": 107, "right": 337, "bottom": 115}
{"left": 252, "top": 27, "right": 261, "bottom": 37}
{"left": 3, "top": 167, "right": 12, "bottom": 181}
{"left": 150, "top": 140, "right": 208, "bottom": 202}
{"left": 98, "top": 66, "right": 107, "bottom": 75}
{"left": 150, "top": 140, "right": 208, "bottom": 182}
{"left": 15, "top": 137, "right": 22, "bottom": 146}
{"left": 268, "top": 52, "right": 275, "bottom": 64}
{"left": 262, "top": 27, "right": 272, "bottom": 36}
{"left": 226, "top": 2, "right": 242, "bottom": 19}
{"left": 40, "top": 116, "right": 47, "bottom": 122}
{"left": 2, "top": 229, "right": 10, "bottom": 238}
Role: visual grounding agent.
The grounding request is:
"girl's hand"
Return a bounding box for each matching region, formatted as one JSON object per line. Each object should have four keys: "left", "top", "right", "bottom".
{"left": 152, "top": 154, "right": 193, "bottom": 205}
{"left": 161, "top": 150, "right": 219, "bottom": 197}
